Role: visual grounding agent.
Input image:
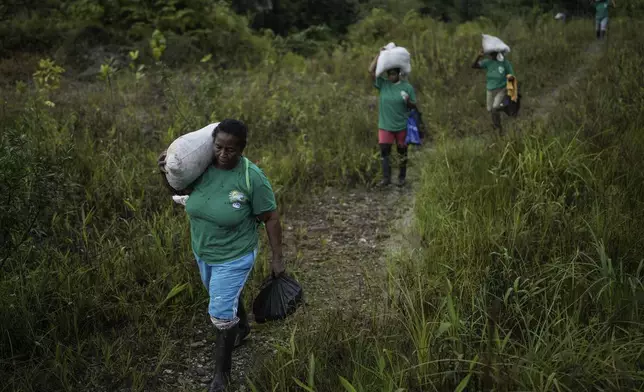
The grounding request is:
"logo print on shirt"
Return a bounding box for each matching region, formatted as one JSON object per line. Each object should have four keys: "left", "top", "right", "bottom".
{"left": 229, "top": 190, "right": 247, "bottom": 210}
{"left": 498, "top": 66, "right": 505, "bottom": 74}
{"left": 229, "top": 190, "right": 246, "bottom": 203}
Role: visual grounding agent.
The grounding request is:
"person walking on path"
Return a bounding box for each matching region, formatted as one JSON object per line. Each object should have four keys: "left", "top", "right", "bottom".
{"left": 472, "top": 50, "right": 516, "bottom": 134}
{"left": 368, "top": 50, "right": 417, "bottom": 187}
{"left": 158, "top": 119, "right": 285, "bottom": 392}
{"left": 593, "top": 0, "right": 615, "bottom": 39}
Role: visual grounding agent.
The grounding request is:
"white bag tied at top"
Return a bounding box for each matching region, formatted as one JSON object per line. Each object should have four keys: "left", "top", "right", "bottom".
{"left": 375, "top": 42, "right": 412, "bottom": 77}
{"left": 164, "top": 122, "right": 219, "bottom": 191}
{"left": 482, "top": 34, "right": 511, "bottom": 55}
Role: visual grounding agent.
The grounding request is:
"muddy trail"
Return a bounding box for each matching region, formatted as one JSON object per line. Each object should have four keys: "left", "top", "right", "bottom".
{"left": 149, "top": 40, "right": 605, "bottom": 392}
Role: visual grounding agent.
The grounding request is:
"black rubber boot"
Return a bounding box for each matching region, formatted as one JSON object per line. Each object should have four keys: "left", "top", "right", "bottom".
{"left": 208, "top": 328, "right": 237, "bottom": 392}
{"left": 234, "top": 302, "right": 250, "bottom": 348}
{"left": 397, "top": 146, "right": 408, "bottom": 187}
{"left": 379, "top": 144, "right": 392, "bottom": 186}
{"left": 596, "top": 30, "right": 601, "bottom": 39}
{"left": 491, "top": 111, "right": 503, "bottom": 135}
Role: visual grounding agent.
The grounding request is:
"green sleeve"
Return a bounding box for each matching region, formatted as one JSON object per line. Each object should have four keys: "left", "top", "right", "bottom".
{"left": 407, "top": 84, "right": 417, "bottom": 104}
{"left": 506, "top": 60, "right": 515, "bottom": 76}
{"left": 374, "top": 76, "right": 385, "bottom": 90}
{"left": 479, "top": 59, "right": 490, "bottom": 69}
{"left": 249, "top": 166, "right": 277, "bottom": 215}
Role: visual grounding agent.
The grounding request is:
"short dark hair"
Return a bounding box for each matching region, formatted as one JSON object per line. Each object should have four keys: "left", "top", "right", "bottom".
{"left": 212, "top": 119, "right": 248, "bottom": 150}
{"left": 387, "top": 68, "right": 401, "bottom": 74}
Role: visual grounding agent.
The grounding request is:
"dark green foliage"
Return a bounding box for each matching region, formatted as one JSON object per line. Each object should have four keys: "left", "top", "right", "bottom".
{"left": 249, "top": 0, "right": 359, "bottom": 35}
{"left": 0, "top": 127, "right": 70, "bottom": 264}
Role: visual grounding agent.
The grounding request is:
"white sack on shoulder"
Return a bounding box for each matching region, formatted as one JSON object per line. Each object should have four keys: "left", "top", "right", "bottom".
{"left": 482, "top": 34, "right": 510, "bottom": 54}
{"left": 375, "top": 46, "right": 412, "bottom": 77}
{"left": 165, "top": 122, "right": 219, "bottom": 191}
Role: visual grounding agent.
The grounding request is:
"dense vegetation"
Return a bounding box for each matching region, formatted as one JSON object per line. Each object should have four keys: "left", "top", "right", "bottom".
{"left": 3, "top": 0, "right": 644, "bottom": 61}
{"left": 247, "top": 19, "right": 644, "bottom": 391}
{"left": 1, "top": 1, "right": 644, "bottom": 391}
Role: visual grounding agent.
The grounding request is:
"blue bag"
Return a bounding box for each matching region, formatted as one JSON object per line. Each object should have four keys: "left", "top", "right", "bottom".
{"left": 405, "top": 109, "right": 422, "bottom": 146}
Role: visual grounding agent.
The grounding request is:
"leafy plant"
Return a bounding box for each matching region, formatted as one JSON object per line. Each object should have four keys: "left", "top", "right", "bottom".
{"left": 32, "top": 58, "right": 65, "bottom": 106}
{"left": 150, "top": 29, "right": 167, "bottom": 61}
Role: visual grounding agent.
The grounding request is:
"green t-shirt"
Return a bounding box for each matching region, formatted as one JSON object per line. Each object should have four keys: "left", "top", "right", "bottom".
{"left": 374, "top": 77, "right": 416, "bottom": 132}
{"left": 479, "top": 59, "right": 515, "bottom": 91}
{"left": 185, "top": 158, "right": 277, "bottom": 264}
{"left": 595, "top": 0, "right": 610, "bottom": 20}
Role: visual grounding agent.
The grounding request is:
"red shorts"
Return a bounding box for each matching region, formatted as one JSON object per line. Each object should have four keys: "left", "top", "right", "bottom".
{"left": 378, "top": 129, "right": 407, "bottom": 147}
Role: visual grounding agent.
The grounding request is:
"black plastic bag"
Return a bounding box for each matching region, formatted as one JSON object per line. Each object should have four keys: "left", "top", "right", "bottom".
{"left": 501, "top": 93, "right": 522, "bottom": 117}
{"left": 252, "top": 273, "right": 303, "bottom": 323}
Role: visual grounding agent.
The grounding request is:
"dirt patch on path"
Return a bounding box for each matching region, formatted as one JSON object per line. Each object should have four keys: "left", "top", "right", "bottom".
{"left": 529, "top": 40, "right": 604, "bottom": 121}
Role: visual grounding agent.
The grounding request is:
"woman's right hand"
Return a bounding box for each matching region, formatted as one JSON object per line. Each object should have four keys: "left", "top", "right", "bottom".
{"left": 157, "top": 150, "right": 167, "bottom": 174}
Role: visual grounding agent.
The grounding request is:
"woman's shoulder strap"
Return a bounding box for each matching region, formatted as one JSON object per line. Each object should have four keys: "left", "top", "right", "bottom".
{"left": 243, "top": 157, "right": 251, "bottom": 193}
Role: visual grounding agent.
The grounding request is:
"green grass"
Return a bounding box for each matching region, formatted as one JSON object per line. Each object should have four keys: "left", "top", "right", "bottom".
{"left": 245, "top": 19, "right": 644, "bottom": 391}
{"left": 0, "top": 8, "right": 635, "bottom": 392}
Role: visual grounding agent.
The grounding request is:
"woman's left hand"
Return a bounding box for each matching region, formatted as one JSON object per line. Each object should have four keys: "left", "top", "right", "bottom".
{"left": 271, "top": 257, "right": 286, "bottom": 277}
{"left": 259, "top": 210, "right": 286, "bottom": 277}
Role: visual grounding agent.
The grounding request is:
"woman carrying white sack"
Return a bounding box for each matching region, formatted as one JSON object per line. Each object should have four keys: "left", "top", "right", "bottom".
{"left": 157, "top": 120, "right": 286, "bottom": 392}
{"left": 368, "top": 43, "right": 417, "bottom": 187}
{"left": 472, "top": 35, "right": 516, "bottom": 134}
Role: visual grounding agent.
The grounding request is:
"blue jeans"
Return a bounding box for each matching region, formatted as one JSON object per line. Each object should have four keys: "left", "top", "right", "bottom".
{"left": 195, "top": 249, "right": 257, "bottom": 330}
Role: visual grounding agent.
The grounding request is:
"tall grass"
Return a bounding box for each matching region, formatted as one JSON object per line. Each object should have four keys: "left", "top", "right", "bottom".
{"left": 0, "top": 10, "right": 608, "bottom": 392}
{"left": 246, "top": 19, "right": 644, "bottom": 392}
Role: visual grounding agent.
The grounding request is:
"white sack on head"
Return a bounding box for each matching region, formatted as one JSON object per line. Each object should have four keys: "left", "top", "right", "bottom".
{"left": 375, "top": 46, "right": 412, "bottom": 77}
{"left": 482, "top": 34, "right": 511, "bottom": 54}
{"left": 165, "top": 122, "right": 219, "bottom": 191}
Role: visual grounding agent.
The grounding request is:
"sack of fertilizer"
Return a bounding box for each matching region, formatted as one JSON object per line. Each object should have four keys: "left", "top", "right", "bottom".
{"left": 481, "top": 34, "right": 510, "bottom": 54}
{"left": 164, "top": 122, "right": 219, "bottom": 191}
{"left": 375, "top": 42, "right": 412, "bottom": 77}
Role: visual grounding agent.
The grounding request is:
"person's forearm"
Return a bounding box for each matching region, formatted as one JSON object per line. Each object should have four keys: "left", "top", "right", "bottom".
{"left": 265, "top": 214, "right": 283, "bottom": 263}
{"left": 472, "top": 55, "right": 483, "bottom": 69}
{"left": 407, "top": 101, "right": 417, "bottom": 110}
{"left": 368, "top": 54, "right": 379, "bottom": 74}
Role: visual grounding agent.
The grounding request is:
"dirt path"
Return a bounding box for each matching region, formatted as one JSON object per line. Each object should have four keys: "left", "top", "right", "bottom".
{"left": 152, "top": 40, "right": 604, "bottom": 392}
{"left": 528, "top": 40, "right": 603, "bottom": 121}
